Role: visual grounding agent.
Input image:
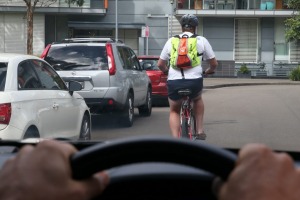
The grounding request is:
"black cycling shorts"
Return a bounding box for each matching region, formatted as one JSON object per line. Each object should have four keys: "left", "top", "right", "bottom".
{"left": 167, "top": 78, "right": 203, "bottom": 101}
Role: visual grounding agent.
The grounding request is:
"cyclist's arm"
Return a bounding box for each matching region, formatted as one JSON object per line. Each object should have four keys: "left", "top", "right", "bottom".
{"left": 201, "top": 37, "right": 218, "bottom": 74}
{"left": 158, "top": 58, "right": 169, "bottom": 74}
{"left": 204, "top": 57, "right": 218, "bottom": 74}
{"left": 158, "top": 39, "right": 172, "bottom": 74}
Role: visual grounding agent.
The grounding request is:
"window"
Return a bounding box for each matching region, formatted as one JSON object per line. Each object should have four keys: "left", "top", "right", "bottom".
{"left": 45, "top": 46, "right": 108, "bottom": 71}
{"left": 128, "top": 49, "right": 141, "bottom": 70}
{"left": 118, "top": 47, "right": 134, "bottom": 70}
{"left": 290, "top": 41, "right": 300, "bottom": 62}
{"left": 234, "top": 19, "right": 258, "bottom": 62}
{"left": 18, "top": 61, "right": 42, "bottom": 89}
{"left": 0, "top": 63, "right": 7, "bottom": 91}
{"left": 29, "top": 60, "right": 67, "bottom": 90}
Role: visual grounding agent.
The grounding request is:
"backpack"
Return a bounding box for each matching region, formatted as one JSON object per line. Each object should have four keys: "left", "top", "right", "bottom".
{"left": 170, "top": 34, "right": 202, "bottom": 70}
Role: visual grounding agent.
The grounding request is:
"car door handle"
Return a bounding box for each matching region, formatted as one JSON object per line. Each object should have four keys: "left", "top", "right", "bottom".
{"left": 52, "top": 103, "right": 59, "bottom": 110}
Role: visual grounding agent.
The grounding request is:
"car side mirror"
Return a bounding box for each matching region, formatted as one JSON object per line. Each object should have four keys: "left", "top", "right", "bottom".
{"left": 68, "top": 81, "right": 83, "bottom": 96}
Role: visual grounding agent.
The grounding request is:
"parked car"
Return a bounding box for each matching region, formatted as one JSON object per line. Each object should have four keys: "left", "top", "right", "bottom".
{"left": 41, "top": 38, "right": 152, "bottom": 127}
{"left": 0, "top": 53, "right": 91, "bottom": 140}
{"left": 138, "top": 55, "right": 168, "bottom": 106}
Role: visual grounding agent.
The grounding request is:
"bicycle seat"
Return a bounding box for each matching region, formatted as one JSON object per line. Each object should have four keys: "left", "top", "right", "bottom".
{"left": 178, "top": 89, "right": 192, "bottom": 96}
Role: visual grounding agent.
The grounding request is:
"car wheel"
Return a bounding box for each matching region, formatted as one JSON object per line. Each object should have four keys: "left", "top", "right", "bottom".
{"left": 79, "top": 114, "right": 91, "bottom": 140}
{"left": 23, "top": 127, "right": 40, "bottom": 139}
{"left": 138, "top": 88, "right": 152, "bottom": 117}
{"left": 120, "top": 93, "right": 134, "bottom": 127}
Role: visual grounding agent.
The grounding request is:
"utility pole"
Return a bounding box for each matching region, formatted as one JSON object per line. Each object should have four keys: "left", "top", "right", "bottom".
{"left": 115, "top": 0, "right": 118, "bottom": 41}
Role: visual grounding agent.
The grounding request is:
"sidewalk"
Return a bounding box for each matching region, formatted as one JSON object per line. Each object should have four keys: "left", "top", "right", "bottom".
{"left": 204, "top": 78, "right": 300, "bottom": 89}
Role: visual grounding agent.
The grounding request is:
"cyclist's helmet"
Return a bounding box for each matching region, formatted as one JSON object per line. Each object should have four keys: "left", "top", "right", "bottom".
{"left": 180, "top": 14, "right": 199, "bottom": 29}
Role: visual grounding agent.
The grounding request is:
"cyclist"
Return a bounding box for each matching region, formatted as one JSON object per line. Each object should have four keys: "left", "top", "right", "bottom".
{"left": 157, "top": 14, "right": 218, "bottom": 140}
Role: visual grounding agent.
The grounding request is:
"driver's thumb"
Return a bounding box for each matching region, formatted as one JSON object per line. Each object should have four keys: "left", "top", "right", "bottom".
{"left": 80, "top": 171, "right": 110, "bottom": 200}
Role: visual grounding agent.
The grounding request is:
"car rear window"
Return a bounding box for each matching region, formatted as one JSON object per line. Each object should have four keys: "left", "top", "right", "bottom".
{"left": 45, "top": 45, "right": 108, "bottom": 71}
{"left": 139, "top": 59, "right": 159, "bottom": 70}
{"left": 0, "top": 63, "right": 7, "bottom": 91}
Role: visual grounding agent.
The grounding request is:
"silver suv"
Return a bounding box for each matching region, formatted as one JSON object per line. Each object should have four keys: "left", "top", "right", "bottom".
{"left": 41, "top": 38, "right": 152, "bottom": 127}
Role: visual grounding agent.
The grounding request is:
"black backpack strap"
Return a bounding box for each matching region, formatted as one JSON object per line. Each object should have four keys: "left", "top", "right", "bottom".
{"left": 190, "top": 34, "right": 199, "bottom": 38}
{"left": 189, "top": 34, "right": 203, "bottom": 57}
{"left": 180, "top": 68, "right": 185, "bottom": 79}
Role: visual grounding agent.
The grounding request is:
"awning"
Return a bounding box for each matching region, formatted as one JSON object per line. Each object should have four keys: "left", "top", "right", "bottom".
{"left": 68, "top": 21, "right": 146, "bottom": 29}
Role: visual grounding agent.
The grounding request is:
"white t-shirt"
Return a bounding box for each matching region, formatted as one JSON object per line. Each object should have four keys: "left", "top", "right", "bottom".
{"left": 160, "top": 32, "right": 216, "bottom": 80}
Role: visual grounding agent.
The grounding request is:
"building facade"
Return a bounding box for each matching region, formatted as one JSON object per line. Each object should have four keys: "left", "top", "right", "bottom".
{"left": 0, "top": 0, "right": 299, "bottom": 77}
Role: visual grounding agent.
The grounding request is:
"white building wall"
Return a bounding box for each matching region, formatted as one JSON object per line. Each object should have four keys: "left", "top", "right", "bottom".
{"left": 0, "top": 14, "right": 4, "bottom": 52}
{"left": 0, "top": 13, "right": 45, "bottom": 55}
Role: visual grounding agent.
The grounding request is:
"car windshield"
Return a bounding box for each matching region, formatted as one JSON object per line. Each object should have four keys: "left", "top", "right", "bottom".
{"left": 1, "top": 54, "right": 300, "bottom": 154}
{"left": 45, "top": 46, "right": 108, "bottom": 71}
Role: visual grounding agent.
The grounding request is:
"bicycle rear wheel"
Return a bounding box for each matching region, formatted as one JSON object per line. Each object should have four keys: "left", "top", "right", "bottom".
{"left": 179, "top": 108, "right": 189, "bottom": 139}
{"left": 190, "top": 110, "right": 197, "bottom": 140}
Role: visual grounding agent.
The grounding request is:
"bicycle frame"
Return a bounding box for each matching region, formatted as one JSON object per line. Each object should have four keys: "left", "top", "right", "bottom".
{"left": 178, "top": 89, "right": 197, "bottom": 140}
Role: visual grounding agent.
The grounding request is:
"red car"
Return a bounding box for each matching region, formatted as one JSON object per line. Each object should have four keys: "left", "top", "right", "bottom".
{"left": 138, "top": 55, "right": 168, "bottom": 106}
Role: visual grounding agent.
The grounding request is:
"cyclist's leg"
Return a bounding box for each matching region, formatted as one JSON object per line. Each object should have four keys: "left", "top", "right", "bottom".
{"left": 168, "top": 98, "right": 183, "bottom": 138}
{"left": 193, "top": 94, "right": 205, "bottom": 134}
{"left": 167, "top": 79, "right": 184, "bottom": 138}
{"left": 190, "top": 78, "right": 206, "bottom": 139}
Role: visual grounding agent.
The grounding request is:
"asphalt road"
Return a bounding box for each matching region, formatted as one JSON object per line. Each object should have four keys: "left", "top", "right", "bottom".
{"left": 92, "top": 84, "right": 300, "bottom": 152}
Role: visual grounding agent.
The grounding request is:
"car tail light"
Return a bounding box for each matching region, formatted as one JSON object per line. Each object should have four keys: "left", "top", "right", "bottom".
{"left": 106, "top": 43, "right": 116, "bottom": 75}
{"left": 40, "top": 44, "right": 51, "bottom": 59}
{"left": 0, "top": 103, "right": 11, "bottom": 125}
{"left": 160, "top": 73, "right": 168, "bottom": 82}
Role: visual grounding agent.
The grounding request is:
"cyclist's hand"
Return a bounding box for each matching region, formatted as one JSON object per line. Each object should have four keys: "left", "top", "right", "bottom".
{"left": 203, "top": 70, "right": 215, "bottom": 76}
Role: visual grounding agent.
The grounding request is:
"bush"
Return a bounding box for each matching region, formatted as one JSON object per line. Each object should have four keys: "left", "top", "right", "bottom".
{"left": 239, "top": 64, "right": 250, "bottom": 74}
{"left": 289, "top": 66, "right": 300, "bottom": 81}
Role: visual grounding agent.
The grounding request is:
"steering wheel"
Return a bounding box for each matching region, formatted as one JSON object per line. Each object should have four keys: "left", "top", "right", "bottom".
{"left": 71, "top": 137, "right": 237, "bottom": 200}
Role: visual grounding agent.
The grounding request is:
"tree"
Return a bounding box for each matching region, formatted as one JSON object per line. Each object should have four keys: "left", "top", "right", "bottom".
{"left": 285, "top": 0, "right": 300, "bottom": 42}
{"left": 23, "top": 0, "right": 84, "bottom": 55}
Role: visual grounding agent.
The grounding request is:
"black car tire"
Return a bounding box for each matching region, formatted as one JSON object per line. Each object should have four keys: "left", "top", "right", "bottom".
{"left": 138, "top": 87, "right": 152, "bottom": 117}
{"left": 79, "top": 113, "right": 91, "bottom": 140}
{"left": 120, "top": 93, "right": 134, "bottom": 127}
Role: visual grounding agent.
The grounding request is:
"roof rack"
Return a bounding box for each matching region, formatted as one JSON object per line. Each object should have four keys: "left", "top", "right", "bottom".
{"left": 58, "top": 38, "right": 124, "bottom": 44}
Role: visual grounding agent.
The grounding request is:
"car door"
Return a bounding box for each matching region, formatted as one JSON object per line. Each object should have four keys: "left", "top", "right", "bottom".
{"left": 30, "top": 59, "right": 81, "bottom": 139}
{"left": 122, "top": 47, "right": 145, "bottom": 104}
{"left": 129, "top": 49, "right": 149, "bottom": 104}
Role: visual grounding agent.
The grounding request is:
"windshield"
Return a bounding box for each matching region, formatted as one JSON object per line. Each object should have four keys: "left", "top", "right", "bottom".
{"left": 45, "top": 46, "right": 108, "bottom": 71}
{"left": 2, "top": 53, "right": 300, "bottom": 153}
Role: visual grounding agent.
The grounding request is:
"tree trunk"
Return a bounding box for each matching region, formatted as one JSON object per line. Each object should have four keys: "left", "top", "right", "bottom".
{"left": 27, "top": 6, "right": 34, "bottom": 55}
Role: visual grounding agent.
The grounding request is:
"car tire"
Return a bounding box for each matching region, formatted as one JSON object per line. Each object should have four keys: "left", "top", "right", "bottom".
{"left": 79, "top": 113, "right": 91, "bottom": 140}
{"left": 138, "top": 87, "right": 152, "bottom": 117}
{"left": 23, "top": 127, "right": 40, "bottom": 139}
{"left": 120, "top": 93, "right": 134, "bottom": 127}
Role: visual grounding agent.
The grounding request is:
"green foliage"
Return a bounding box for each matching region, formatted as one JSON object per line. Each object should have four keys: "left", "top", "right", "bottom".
{"left": 289, "top": 66, "right": 300, "bottom": 81}
{"left": 238, "top": 64, "right": 250, "bottom": 74}
{"left": 284, "top": 0, "right": 300, "bottom": 42}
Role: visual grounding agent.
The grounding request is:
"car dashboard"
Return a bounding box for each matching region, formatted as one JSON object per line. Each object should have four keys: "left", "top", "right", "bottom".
{"left": 1, "top": 137, "right": 300, "bottom": 200}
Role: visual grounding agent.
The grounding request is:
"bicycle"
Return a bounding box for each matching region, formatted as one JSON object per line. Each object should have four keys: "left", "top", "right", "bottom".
{"left": 178, "top": 71, "right": 214, "bottom": 140}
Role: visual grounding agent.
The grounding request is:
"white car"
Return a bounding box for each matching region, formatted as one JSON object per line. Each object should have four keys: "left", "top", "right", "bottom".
{"left": 0, "top": 53, "right": 91, "bottom": 140}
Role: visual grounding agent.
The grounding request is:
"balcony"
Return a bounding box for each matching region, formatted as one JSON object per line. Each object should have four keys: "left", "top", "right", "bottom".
{"left": 176, "top": 0, "right": 293, "bottom": 17}
{"left": 0, "top": 0, "right": 107, "bottom": 15}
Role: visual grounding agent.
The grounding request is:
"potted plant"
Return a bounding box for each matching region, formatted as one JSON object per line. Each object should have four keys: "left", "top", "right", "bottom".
{"left": 237, "top": 63, "right": 251, "bottom": 78}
